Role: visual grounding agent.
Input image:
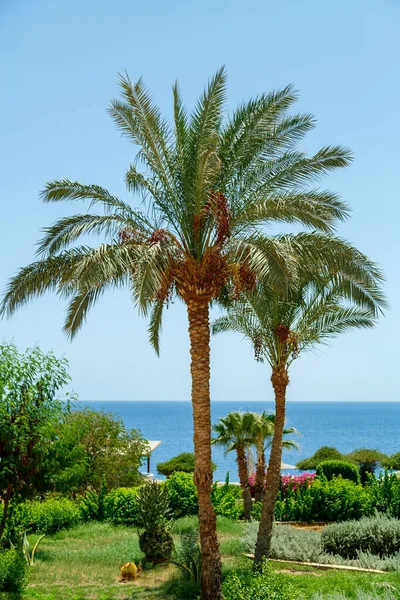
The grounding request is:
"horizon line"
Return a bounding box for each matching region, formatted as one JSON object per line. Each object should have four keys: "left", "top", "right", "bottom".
{"left": 78, "top": 399, "right": 400, "bottom": 403}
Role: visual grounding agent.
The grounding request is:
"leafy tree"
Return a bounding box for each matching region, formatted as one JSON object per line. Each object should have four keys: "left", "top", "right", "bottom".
{"left": 157, "top": 452, "right": 216, "bottom": 477}
{"left": 0, "top": 342, "right": 70, "bottom": 540}
{"left": 387, "top": 453, "right": 400, "bottom": 470}
{"left": 296, "top": 446, "right": 344, "bottom": 470}
{"left": 212, "top": 411, "right": 256, "bottom": 520}
{"left": 0, "top": 68, "right": 380, "bottom": 598}
{"left": 53, "top": 408, "right": 147, "bottom": 495}
{"left": 346, "top": 448, "right": 388, "bottom": 484}
{"left": 252, "top": 412, "right": 299, "bottom": 502}
{"left": 213, "top": 272, "right": 384, "bottom": 565}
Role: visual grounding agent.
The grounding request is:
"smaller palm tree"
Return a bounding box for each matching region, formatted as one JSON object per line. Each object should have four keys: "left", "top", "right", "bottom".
{"left": 212, "top": 412, "right": 256, "bottom": 520}
{"left": 213, "top": 274, "right": 385, "bottom": 564}
{"left": 252, "top": 412, "right": 298, "bottom": 502}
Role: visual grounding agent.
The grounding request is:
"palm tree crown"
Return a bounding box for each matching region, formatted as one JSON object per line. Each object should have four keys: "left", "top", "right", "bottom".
{"left": 253, "top": 411, "right": 299, "bottom": 453}
{"left": 1, "top": 67, "right": 381, "bottom": 347}
{"left": 212, "top": 275, "right": 385, "bottom": 371}
{"left": 212, "top": 411, "right": 257, "bottom": 454}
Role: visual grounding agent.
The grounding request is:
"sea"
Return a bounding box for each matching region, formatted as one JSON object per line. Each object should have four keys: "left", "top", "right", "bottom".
{"left": 78, "top": 401, "right": 400, "bottom": 482}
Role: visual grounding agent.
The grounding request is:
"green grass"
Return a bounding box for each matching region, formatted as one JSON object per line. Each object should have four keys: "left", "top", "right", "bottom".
{"left": 16, "top": 520, "right": 400, "bottom": 600}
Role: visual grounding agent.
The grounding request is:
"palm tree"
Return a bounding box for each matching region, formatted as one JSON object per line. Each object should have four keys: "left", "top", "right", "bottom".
{"left": 252, "top": 412, "right": 298, "bottom": 502}
{"left": 0, "top": 67, "right": 383, "bottom": 598}
{"left": 212, "top": 411, "right": 257, "bottom": 520}
{"left": 212, "top": 275, "right": 385, "bottom": 565}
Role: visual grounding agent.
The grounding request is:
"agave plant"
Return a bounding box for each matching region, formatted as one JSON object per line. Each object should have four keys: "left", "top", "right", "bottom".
{"left": 21, "top": 531, "right": 46, "bottom": 566}
{"left": 135, "top": 481, "right": 174, "bottom": 563}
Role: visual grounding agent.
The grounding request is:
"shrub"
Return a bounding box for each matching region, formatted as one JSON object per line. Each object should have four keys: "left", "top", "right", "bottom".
{"left": 211, "top": 483, "right": 243, "bottom": 520}
{"left": 157, "top": 452, "right": 217, "bottom": 477}
{"left": 249, "top": 472, "right": 315, "bottom": 497}
{"left": 223, "top": 560, "right": 299, "bottom": 600}
{"left": 367, "top": 471, "right": 400, "bottom": 518}
{"left": 165, "top": 472, "right": 198, "bottom": 517}
{"left": 387, "top": 452, "right": 400, "bottom": 470}
{"left": 80, "top": 476, "right": 107, "bottom": 522}
{"left": 280, "top": 473, "right": 316, "bottom": 497}
{"left": 104, "top": 487, "right": 140, "bottom": 526}
{"left": 316, "top": 460, "right": 360, "bottom": 484}
{"left": 0, "top": 548, "right": 28, "bottom": 593}
{"left": 322, "top": 514, "right": 400, "bottom": 559}
{"left": 275, "top": 477, "right": 371, "bottom": 522}
{"left": 296, "top": 446, "right": 344, "bottom": 470}
{"left": 251, "top": 502, "right": 263, "bottom": 521}
{"left": 13, "top": 497, "right": 81, "bottom": 534}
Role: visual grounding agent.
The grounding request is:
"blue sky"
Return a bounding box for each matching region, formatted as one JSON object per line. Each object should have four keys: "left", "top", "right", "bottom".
{"left": 0, "top": 0, "right": 398, "bottom": 402}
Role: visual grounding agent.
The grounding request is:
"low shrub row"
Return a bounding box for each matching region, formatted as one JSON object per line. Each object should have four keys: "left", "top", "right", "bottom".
{"left": 322, "top": 514, "right": 400, "bottom": 559}
{"left": 5, "top": 469, "right": 400, "bottom": 539}
{"left": 10, "top": 497, "right": 82, "bottom": 535}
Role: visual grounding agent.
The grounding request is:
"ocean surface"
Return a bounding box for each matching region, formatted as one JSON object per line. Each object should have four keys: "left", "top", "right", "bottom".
{"left": 78, "top": 401, "right": 400, "bottom": 482}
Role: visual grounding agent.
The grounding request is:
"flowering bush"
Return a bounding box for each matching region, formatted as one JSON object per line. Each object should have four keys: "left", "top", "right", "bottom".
{"left": 248, "top": 472, "right": 315, "bottom": 497}
{"left": 280, "top": 473, "right": 316, "bottom": 496}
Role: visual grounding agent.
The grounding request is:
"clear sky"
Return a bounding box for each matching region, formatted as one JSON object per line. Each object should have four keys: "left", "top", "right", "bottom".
{"left": 0, "top": 0, "right": 399, "bottom": 402}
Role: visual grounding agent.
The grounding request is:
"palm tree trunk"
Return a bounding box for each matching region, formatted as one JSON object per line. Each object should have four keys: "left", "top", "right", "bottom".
{"left": 236, "top": 445, "right": 253, "bottom": 521}
{"left": 186, "top": 297, "right": 223, "bottom": 600}
{"left": 254, "top": 366, "right": 289, "bottom": 566}
{"left": 255, "top": 445, "right": 265, "bottom": 503}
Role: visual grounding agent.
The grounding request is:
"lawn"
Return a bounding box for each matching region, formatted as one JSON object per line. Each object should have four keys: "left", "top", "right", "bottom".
{"left": 20, "top": 519, "right": 400, "bottom": 600}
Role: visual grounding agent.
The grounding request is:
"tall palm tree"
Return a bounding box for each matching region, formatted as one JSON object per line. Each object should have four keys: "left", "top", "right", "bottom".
{"left": 212, "top": 411, "right": 257, "bottom": 520}
{"left": 212, "top": 275, "right": 385, "bottom": 565}
{"left": 252, "top": 412, "right": 299, "bottom": 502}
{"left": 0, "top": 68, "right": 382, "bottom": 598}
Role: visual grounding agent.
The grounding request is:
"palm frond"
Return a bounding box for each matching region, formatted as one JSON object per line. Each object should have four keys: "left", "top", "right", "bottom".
{"left": 148, "top": 300, "right": 164, "bottom": 356}
{"left": 37, "top": 214, "right": 129, "bottom": 256}
{"left": 232, "top": 189, "right": 349, "bottom": 233}
{"left": 40, "top": 180, "right": 135, "bottom": 215}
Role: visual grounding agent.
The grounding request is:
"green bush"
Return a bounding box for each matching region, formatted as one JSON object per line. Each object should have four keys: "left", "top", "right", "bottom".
{"left": 275, "top": 476, "right": 371, "bottom": 522}
{"left": 13, "top": 497, "right": 81, "bottom": 534}
{"left": 223, "top": 560, "right": 299, "bottom": 600}
{"left": 211, "top": 483, "right": 243, "bottom": 520}
{"left": 251, "top": 501, "right": 263, "bottom": 521}
{"left": 157, "top": 452, "right": 217, "bottom": 477}
{"left": 322, "top": 514, "right": 400, "bottom": 559}
{"left": 104, "top": 487, "right": 140, "bottom": 526}
{"left": 80, "top": 476, "right": 107, "bottom": 522}
{"left": 165, "top": 472, "right": 198, "bottom": 517}
{"left": 0, "top": 548, "right": 28, "bottom": 593}
{"left": 296, "top": 446, "right": 344, "bottom": 470}
{"left": 387, "top": 452, "right": 400, "bottom": 470}
{"left": 316, "top": 460, "right": 360, "bottom": 484}
{"left": 367, "top": 471, "right": 400, "bottom": 518}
